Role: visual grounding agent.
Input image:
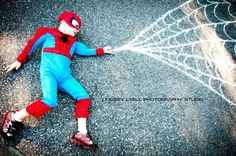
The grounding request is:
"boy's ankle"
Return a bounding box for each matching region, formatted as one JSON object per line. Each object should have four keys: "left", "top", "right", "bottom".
{"left": 13, "top": 112, "right": 23, "bottom": 122}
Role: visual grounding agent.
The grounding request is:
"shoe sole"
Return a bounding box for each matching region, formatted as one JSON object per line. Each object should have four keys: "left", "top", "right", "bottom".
{"left": 69, "top": 137, "right": 98, "bottom": 152}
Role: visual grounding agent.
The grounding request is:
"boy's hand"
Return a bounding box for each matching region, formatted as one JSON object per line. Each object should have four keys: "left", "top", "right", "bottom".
{"left": 4, "top": 61, "right": 22, "bottom": 73}
{"left": 104, "top": 46, "right": 113, "bottom": 54}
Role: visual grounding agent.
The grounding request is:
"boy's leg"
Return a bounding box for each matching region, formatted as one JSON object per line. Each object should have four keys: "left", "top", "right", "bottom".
{"left": 13, "top": 108, "right": 29, "bottom": 122}
{"left": 23, "top": 72, "right": 58, "bottom": 118}
{"left": 59, "top": 75, "right": 97, "bottom": 150}
{"left": 59, "top": 75, "right": 90, "bottom": 122}
{"left": 1, "top": 72, "right": 57, "bottom": 139}
{"left": 1, "top": 100, "right": 53, "bottom": 139}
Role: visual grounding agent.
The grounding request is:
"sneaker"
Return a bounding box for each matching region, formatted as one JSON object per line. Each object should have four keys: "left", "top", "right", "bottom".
{"left": 1, "top": 111, "right": 22, "bottom": 139}
{"left": 70, "top": 131, "right": 98, "bottom": 152}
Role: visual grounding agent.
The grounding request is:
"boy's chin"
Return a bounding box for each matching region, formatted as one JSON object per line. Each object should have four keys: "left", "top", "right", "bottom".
{"left": 66, "top": 34, "right": 76, "bottom": 37}
{"left": 73, "top": 34, "right": 78, "bottom": 37}
{"left": 70, "top": 33, "right": 78, "bottom": 37}
{"left": 62, "top": 31, "right": 77, "bottom": 37}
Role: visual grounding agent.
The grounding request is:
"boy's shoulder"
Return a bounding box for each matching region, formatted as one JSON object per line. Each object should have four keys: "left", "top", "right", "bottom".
{"left": 35, "top": 27, "right": 62, "bottom": 36}
{"left": 36, "top": 27, "right": 77, "bottom": 41}
{"left": 37, "top": 27, "right": 59, "bottom": 33}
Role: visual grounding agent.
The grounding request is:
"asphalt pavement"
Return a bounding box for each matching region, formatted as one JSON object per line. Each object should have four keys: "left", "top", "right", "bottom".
{"left": 0, "top": 0, "right": 236, "bottom": 155}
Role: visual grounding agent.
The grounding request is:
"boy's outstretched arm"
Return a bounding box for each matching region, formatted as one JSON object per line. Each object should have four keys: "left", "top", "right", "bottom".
{"left": 5, "top": 27, "right": 48, "bottom": 73}
{"left": 74, "top": 42, "right": 113, "bottom": 56}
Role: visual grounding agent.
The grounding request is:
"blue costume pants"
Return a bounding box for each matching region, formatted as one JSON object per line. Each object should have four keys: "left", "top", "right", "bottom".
{"left": 41, "top": 71, "right": 89, "bottom": 108}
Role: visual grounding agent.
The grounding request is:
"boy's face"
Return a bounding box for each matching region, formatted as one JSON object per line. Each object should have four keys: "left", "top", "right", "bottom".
{"left": 60, "top": 19, "right": 80, "bottom": 37}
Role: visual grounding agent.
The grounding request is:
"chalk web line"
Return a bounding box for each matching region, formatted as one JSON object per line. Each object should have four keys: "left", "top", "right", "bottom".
{"left": 113, "top": 0, "right": 236, "bottom": 105}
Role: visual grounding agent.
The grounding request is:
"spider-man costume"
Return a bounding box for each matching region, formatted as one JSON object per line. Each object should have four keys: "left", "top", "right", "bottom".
{"left": 16, "top": 13, "right": 105, "bottom": 119}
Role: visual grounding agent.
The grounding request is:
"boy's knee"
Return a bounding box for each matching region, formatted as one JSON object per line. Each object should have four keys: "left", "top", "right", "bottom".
{"left": 74, "top": 93, "right": 90, "bottom": 101}
{"left": 42, "top": 97, "right": 58, "bottom": 107}
{"left": 26, "top": 100, "right": 52, "bottom": 118}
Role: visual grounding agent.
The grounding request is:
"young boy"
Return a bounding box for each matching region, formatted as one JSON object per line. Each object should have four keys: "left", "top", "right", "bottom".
{"left": 1, "top": 12, "right": 112, "bottom": 151}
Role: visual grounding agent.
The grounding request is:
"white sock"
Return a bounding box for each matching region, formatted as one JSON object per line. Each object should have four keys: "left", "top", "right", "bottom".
{"left": 78, "top": 127, "right": 87, "bottom": 134}
{"left": 13, "top": 112, "right": 23, "bottom": 122}
{"left": 77, "top": 118, "right": 88, "bottom": 134}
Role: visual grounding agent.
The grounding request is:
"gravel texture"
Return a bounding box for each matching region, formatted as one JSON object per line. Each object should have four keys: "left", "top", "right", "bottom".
{"left": 0, "top": 0, "right": 236, "bottom": 155}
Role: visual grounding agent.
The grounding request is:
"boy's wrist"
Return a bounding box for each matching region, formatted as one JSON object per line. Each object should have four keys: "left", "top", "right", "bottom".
{"left": 96, "top": 48, "right": 105, "bottom": 56}
{"left": 16, "top": 56, "right": 27, "bottom": 64}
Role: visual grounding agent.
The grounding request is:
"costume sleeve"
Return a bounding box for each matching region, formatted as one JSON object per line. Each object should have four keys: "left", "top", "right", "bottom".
{"left": 16, "top": 27, "right": 48, "bottom": 64}
{"left": 74, "top": 42, "right": 105, "bottom": 56}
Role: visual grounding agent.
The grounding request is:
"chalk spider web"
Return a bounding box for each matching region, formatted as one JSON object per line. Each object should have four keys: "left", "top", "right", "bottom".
{"left": 114, "top": 0, "right": 236, "bottom": 105}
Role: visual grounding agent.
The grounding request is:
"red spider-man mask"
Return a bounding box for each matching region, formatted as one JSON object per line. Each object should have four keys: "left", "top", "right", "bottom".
{"left": 58, "top": 12, "right": 82, "bottom": 30}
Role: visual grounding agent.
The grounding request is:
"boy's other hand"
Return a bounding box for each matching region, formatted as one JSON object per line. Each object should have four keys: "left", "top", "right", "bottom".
{"left": 5, "top": 61, "right": 22, "bottom": 73}
{"left": 104, "top": 46, "right": 113, "bottom": 54}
